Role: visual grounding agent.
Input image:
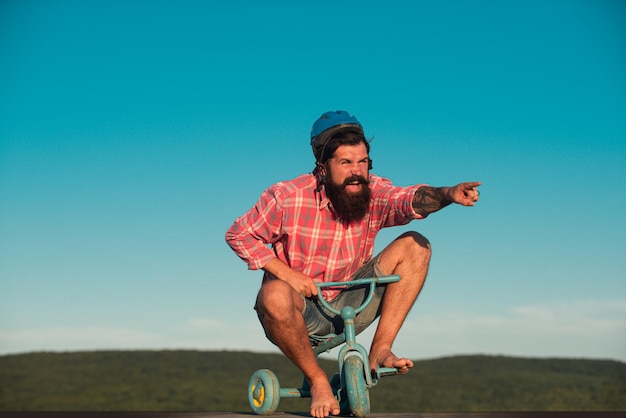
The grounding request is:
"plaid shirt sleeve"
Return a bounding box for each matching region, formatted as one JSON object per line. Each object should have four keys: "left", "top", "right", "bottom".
{"left": 371, "top": 176, "right": 425, "bottom": 226}
{"left": 225, "top": 183, "right": 285, "bottom": 271}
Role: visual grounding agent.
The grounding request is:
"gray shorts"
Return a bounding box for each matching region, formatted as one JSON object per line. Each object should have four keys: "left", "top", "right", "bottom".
{"left": 302, "top": 254, "right": 386, "bottom": 342}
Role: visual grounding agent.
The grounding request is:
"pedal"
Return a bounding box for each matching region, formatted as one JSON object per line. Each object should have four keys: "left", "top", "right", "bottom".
{"left": 375, "top": 366, "right": 398, "bottom": 378}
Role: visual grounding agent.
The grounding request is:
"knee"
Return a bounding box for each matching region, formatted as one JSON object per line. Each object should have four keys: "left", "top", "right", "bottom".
{"left": 379, "top": 231, "right": 431, "bottom": 275}
{"left": 397, "top": 231, "right": 432, "bottom": 261}
{"left": 256, "top": 279, "right": 301, "bottom": 321}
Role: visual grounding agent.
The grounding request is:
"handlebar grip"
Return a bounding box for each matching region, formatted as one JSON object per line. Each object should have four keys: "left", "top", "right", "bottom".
{"left": 374, "top": 274, "right": 401, "bottom": 284}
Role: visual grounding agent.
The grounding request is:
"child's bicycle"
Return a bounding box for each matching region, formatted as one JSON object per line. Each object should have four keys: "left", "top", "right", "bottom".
{"left": 247, "top": 275, "right": 401, "bottom": 417}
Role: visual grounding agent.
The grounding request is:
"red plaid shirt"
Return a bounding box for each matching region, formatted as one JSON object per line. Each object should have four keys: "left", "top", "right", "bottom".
{"left": 226, "top": 172, "right": 425, "bottom": 300}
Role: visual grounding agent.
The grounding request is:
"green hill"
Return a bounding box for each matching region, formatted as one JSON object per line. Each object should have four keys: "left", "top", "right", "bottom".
{"left": 1, "top": 350, "right": 624, "bottom": 412}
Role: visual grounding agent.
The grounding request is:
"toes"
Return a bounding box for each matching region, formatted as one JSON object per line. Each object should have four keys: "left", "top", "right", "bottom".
{"left": 311, "top": 404, "right": 339, "bottom": 417}
{"left": 311, "top": 403, "right": 339, "bottom": 418}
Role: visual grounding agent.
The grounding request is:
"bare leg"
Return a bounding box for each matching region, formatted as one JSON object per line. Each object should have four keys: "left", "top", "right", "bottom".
{"left": 256, "top": 279, "right": 340, "bottom": 418}
{"left": 369, "top": 231, "right": 431, "bottom": 374}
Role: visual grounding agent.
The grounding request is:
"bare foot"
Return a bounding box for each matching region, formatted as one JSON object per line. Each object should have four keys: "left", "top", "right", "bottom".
{"left": 309, "top": 379, "right": 340, "bottom": 418}
{"left": 370, "top": 348, "right": 414, "bottom": 375}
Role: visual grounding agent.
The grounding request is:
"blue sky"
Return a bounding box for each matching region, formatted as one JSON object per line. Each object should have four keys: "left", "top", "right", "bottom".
{"left": 1, "top": 0, "right": 625, "bottom": 362}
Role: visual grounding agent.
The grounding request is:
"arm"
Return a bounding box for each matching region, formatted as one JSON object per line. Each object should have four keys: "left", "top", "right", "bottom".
{"left": 225, "top": 187, "right": 283, "bottom": 271}
{"left": 412, "top": 181, "right": 481, "bottom": 217}
{"left": 263, "top": 258, "right": 318, "bottom": 297}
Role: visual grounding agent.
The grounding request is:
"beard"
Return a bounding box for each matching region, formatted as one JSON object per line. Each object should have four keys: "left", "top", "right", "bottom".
{"left": 324, "top": 174, "right": 371, "bottom": 225}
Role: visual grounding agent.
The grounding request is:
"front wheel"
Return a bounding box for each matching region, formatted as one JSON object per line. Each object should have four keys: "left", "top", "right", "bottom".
{"left": 248, "top": 369, "right": 280, "bottom": 415}
{"left": 341, "top": 355, "right": 370, "bottom": 417}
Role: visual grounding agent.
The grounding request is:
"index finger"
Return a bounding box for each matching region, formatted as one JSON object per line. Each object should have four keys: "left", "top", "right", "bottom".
{"left": 465, "top": 181, "right": 482, "bottom": 188}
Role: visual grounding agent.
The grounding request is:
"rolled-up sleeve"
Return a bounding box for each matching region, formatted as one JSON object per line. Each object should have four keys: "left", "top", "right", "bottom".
{"left": 225, "top": 186, "right": 283, "bottom": 270}
{"left": 370, "top": 175, "right": 426, "bottom": 227}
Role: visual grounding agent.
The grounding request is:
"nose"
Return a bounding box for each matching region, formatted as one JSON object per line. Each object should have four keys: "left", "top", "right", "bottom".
{"left": 352, "top": 161, "right": 366, "bottom": 174}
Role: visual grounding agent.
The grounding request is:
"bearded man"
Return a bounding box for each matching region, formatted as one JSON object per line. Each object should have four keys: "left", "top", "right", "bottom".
{"left": 225, "top": 110, "right": 481, "bottom": 418}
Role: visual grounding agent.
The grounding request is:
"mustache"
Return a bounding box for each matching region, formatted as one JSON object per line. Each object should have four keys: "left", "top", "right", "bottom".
{"left": 342, "top": 175, "right": 369, "bottom": 188}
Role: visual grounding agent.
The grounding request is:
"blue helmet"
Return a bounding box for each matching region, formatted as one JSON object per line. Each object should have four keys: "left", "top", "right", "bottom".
{"left": 310, "top": 110, "right": 363, "bottom": 161}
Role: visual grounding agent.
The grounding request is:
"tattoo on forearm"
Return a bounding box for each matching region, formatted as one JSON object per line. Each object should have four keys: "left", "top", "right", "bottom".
{"left": 412, "top": 186, "right": 452, "bottom": 217}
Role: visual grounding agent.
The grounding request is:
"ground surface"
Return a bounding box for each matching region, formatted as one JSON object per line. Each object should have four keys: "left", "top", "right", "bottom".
{"left": 1, "top": 413, "right": 624, "bottom": 418}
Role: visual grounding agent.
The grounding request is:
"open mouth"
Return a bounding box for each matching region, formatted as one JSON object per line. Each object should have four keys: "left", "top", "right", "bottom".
{"left": 343, "top": 176, "right": 368, "bottom": 188}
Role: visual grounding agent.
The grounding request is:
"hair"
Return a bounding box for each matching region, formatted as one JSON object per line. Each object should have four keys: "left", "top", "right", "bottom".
{"left": 317, "top": 128, "right": 370, "bottom": 165}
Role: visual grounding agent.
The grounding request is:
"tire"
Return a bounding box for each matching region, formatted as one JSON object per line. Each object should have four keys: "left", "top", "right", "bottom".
{"left": 341, "top": 355, "right": 370, "bottom": 417}
{"left": 248, "top": 369, "right": 281, "bottom": 415}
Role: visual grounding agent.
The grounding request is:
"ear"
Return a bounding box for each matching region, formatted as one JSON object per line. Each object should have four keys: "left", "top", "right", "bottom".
{"left": 316, "top": 162, "right": 327, "bottom": 180}
{"left": 368, "top": 159, "right": 373, "bottom": 170}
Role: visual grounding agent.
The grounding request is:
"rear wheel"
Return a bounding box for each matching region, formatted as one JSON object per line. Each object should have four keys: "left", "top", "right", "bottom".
{"left": 329, "top": 372, "right": 341, "bottom": 397}
{"left": 248, "top": 369, "right": 280, "bottom": 415}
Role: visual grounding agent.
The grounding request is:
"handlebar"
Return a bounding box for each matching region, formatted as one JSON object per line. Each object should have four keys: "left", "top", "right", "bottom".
{"left": 315, "top": 274, "right": 400, "bottom": 289}
{"left": 315, "top": 275, "right": 400, "bottom": 315}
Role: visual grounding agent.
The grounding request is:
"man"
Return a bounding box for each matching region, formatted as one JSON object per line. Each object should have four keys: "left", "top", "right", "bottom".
{"left": 226, "top": 110, "right": 480, "bottom": 417}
